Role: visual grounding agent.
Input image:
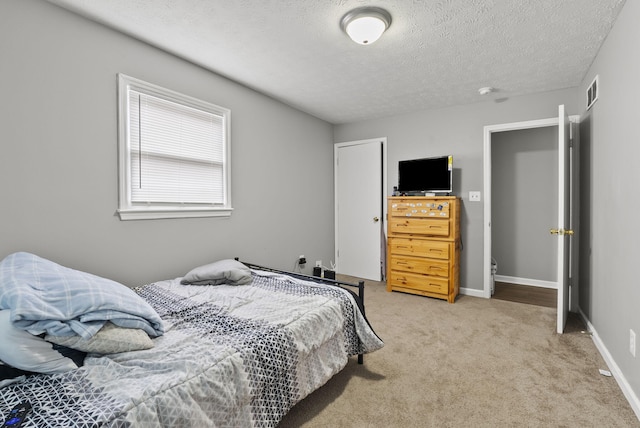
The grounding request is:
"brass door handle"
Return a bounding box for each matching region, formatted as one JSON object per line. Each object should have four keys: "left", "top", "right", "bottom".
{"left": 550, "top": 228, "right": 574, "bottom": 236}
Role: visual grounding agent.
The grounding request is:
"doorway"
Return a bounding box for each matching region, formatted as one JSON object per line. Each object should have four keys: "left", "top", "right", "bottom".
{"left": 491, "top": 126, "right": 558, "bottom": 296}
{"left": 483, "top": 107, "right": 578, "bottom": 333}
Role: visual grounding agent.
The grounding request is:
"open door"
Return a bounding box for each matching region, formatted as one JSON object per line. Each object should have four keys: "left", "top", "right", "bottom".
{"left": 553, "top": 105, "right": 573, "bottom": 334}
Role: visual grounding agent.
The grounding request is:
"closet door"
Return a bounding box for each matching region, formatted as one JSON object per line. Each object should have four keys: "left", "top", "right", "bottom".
{"left": 334, "top": 138, "right": 384, "bottom": 280}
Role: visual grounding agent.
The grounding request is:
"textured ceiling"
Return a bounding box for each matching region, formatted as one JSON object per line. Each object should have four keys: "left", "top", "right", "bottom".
{"left": 46, "top": 0, "right": 626, "bottom": 124}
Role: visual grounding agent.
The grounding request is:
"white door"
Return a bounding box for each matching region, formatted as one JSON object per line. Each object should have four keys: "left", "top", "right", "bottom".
{"left": 334, "top": 139, "right": 385, "bottom": 280}
{"left": 554, "top": 105, "right": 572, "bottom": 334}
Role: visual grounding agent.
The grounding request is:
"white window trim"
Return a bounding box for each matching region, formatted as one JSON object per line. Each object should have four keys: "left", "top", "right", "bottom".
{"left": 117, "top": 74, "right": 232, "bottom": 220}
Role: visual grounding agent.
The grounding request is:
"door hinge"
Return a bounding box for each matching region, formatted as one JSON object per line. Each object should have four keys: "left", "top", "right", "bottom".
{"left": 569, "top": 120, "right": 574, "bottom": 141}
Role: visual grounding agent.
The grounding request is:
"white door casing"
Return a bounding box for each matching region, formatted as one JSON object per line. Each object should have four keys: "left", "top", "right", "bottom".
{"left": 334, "top": 138, "right": 386, "bottom": 280}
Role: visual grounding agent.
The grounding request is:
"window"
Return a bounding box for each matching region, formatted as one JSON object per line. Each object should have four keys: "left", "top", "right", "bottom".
{"left": 117, "top": 74, "right": 231, "bottom": 220}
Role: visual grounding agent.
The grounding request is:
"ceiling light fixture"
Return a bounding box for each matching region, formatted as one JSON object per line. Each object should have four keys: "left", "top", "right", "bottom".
{"left": 478, "top": 87, "right": 494, "bottom": 95}
{"left": 340, "top": 7, "right": 392, "bottom": 45}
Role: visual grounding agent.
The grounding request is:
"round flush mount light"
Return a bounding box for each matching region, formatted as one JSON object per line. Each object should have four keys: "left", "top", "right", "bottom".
{"left": 340, "top": 7, "right": 392, "bottom": 45}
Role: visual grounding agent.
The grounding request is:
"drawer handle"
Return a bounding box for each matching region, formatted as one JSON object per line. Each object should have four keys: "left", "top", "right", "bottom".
{"left": 429, "top": 249, "right": 443, "bottom": 253}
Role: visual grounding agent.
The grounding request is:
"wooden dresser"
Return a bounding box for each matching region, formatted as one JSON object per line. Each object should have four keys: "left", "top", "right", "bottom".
{"left": 386, "top": 196, "right": 460, "bottom": 303}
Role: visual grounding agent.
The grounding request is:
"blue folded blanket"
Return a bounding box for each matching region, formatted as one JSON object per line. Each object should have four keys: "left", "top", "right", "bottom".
{"left": 0, "top": 252, "right": 164, "bottom": 339}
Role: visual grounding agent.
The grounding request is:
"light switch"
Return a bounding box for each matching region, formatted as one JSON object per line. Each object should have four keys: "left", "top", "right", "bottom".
{"left": 469, "top": 191, "right": 481, "bottom": 202}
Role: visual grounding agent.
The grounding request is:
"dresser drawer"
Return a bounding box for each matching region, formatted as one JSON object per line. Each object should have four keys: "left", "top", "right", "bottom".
{"left": 388, "top": 271, "right": 449, "bottom": 294}
{"left": 388, "top": 218, "right": 450, "bottom": 237}
{"left": 390, "top": 255, "right": 449, "bottom": 278}
{"left": 390, "top": 200, "right": 451, "bottom": 219}
{"left": 389, "top": 238, "right": 450, "bottom": 260}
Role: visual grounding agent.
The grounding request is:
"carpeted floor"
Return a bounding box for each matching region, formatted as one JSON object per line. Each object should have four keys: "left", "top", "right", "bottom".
{"left": 278, "top": 277, "right": 639, "bottom": 427}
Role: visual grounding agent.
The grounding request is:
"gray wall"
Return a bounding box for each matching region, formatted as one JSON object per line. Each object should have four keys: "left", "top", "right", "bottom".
{"left": 0, "top": 0, "right": 335, "bottom": 286}
{"left": 492, "top": 127, "right": 558, "bottom": 282}
{"left": 334, "top": 89, "right": 579, "bottom": 293}
{"left": 335, "top": 0, "right": 640, "bottom": 408}
{"left": 578, "top": 0, "right": 640, "bottom": 403}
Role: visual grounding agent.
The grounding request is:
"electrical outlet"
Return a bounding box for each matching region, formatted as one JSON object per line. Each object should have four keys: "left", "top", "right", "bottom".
{"left": 469, "top": 191, "right": 481, "bottom": 202}
{"left": 315, "top": 260, "right": 322, "bottom": 267}
{"left": 631, "top": 329, "right": 636, "bottom": 357}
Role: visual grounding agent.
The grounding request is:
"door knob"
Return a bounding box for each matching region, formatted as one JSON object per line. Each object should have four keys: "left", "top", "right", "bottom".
{"left": 373, "top": 216, "right": 379, "bottom": 222}
{"left": 550, "top": 228, "right": 574, "bottom": 236}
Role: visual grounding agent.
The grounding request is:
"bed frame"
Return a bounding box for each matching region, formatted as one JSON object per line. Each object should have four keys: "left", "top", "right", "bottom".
{"left": 238, "top": 259, "right": 366, "bottom": 364}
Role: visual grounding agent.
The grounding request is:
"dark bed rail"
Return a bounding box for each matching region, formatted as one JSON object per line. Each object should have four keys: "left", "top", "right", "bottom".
{"left": 236, "top": 258, "right": 366, "bottom": 364}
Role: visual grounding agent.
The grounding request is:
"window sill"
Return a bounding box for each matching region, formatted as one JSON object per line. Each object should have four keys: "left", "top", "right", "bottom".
{"left": 117, "top": 207, "right": 233, "bottom": 221}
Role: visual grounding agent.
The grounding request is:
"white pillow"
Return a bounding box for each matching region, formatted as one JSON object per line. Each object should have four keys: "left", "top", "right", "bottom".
{"left": 0, "top": 310, "right": 77, "bottom": 373}
{"left": 180, "top": 259, "right": 252, "bottom": 286}
{"left": 46, "top": 322, "right": 154, "bottom": 354}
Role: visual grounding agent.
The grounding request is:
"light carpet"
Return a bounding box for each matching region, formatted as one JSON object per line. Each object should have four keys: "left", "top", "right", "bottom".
{"left": 279, "top": 278, "right": 639, "bottom": 427}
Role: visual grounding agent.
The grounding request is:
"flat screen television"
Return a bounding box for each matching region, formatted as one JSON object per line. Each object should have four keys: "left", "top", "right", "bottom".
{"left": 397, "top": 155, "right": 453, "bottom": 195}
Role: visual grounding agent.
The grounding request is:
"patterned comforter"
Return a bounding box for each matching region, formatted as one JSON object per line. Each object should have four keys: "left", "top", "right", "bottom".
{"left": 0, "top": 270, "right": 383, "bottom": 427}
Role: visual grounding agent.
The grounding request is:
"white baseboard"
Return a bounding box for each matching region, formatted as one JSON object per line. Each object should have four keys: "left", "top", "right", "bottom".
{"left": 494, "top": 275, "right": 557, "bottom": 289}
{"left": 460, "top": 287, "right": 485, "bottom": 298}
{"left": 578, "top": 308, "right": 640, "bottom": 421}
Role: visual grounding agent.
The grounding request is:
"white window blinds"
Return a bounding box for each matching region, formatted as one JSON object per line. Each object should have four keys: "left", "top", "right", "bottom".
{"left": 117, "top": 74, "right": 231, "bottom": 220}
{"left": 129, "top": 91, "right": 225, "bottom": 204}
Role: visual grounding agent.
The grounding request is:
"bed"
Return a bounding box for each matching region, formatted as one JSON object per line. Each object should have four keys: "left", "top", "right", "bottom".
{"left": 0, "top": 252, "right": 383, "bottom": 427}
